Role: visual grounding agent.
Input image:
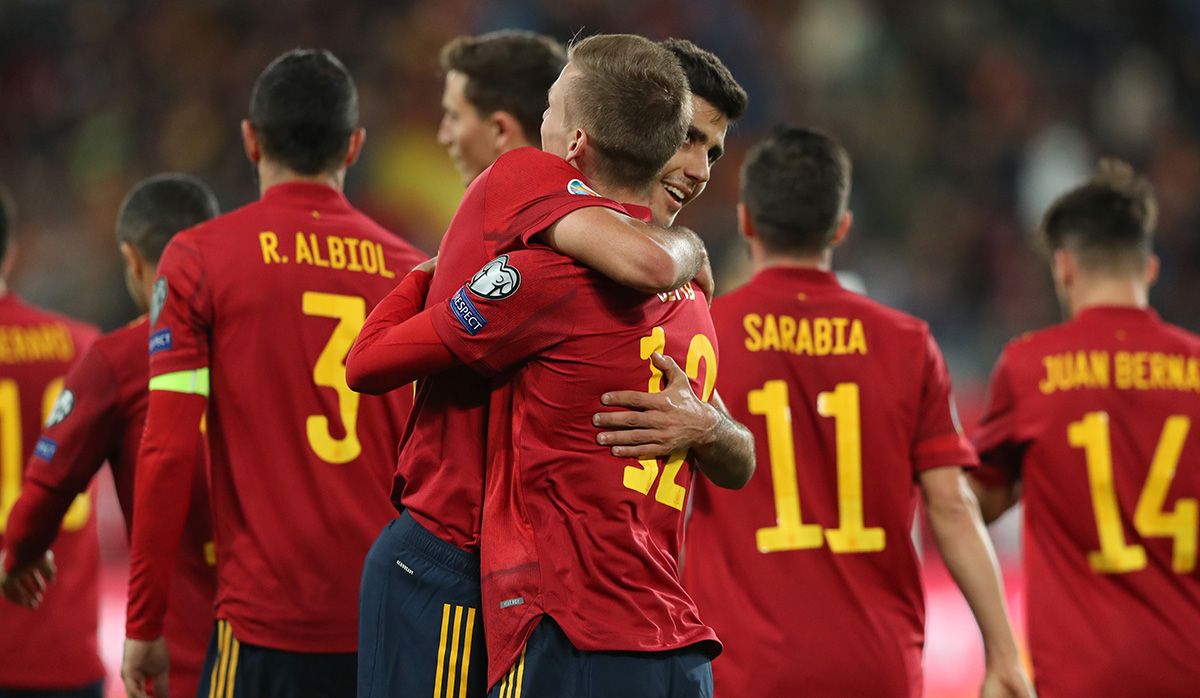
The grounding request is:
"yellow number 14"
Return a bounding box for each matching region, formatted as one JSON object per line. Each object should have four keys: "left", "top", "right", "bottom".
{"left": 1068, "top": 411, "right": 1195, "bottom": 574}
{"left": 751, "top": 381, "right": 884, "bottom": 554}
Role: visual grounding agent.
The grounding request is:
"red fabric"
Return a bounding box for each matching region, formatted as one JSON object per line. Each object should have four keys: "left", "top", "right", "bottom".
{"left": 974, "top": 306, "right": 1200, "bottom": 697}
{"left": 394, "top": 147, "right": 628, "bottom": 552}
{"left": 6, "top": 317, "right": 213, "bottom": 694}
{"left": 682, "top": 267, "right": 977, "bottom": 698}
{"left": 430, "top": 246, "right": 720, "bottom": 686}
{"left": 347, "top": 270, "right": 455, "bottom": 391}
{"left": 0, "top": 294, "right": 103, "bottom": 690}
{"left": 126, "top": 182, "right": 427, "bottom": 653}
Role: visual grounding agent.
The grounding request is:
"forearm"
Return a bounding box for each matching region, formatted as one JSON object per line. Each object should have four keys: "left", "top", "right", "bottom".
{"left": 631, "top": 222, "right": 704, "bottom": 292}
{"left": 3, "top": 482, "right": 76, "bottom": 572}
{"left": 694, "top": 397, "right": 755, "bottom": 489}
{"left": 126, "top": 391, "right": 205, "bottom": 640}
{"left": 347, "top": 269, "right": 442, "bottom": 393}
{"left": 926, "top": 474, "right": 1021, "bottom": 664}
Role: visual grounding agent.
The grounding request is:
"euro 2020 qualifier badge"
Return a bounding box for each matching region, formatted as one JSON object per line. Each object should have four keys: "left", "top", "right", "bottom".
{"left": 468, "top": 255, "right": 521, "bottom": 300}
{"left": 150, "top": 277, "right": 168, "bottom": 325}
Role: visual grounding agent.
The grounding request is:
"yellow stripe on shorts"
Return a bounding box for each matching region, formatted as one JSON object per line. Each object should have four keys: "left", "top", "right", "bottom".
{"left": 434, "top": 604, "right": 479, "bottom": 698}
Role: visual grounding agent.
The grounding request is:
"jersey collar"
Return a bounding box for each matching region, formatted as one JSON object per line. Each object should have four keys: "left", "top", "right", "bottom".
{"left": 1074, "top": 305, "right": 1160, "bottom": 324}
{"left": 261, "top": 181, "right": 349, "bottom": 207}
{"left": 753, "top": 265, "right": 842, "bottom": 290}
{"left": 619, "top": 203, "right": 653, "bottom": 223}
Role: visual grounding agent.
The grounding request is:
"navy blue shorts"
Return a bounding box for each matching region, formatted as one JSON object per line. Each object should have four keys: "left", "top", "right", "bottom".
{"left": 487, "top": 617, "right": 713, "bottom": 698}
{"left": 0, "top": 683, "right": 102, "bottom": 698}
{"left": 197, "top": 619, "right": 355, "bottom": 697}
{"left": 358, "top": 511, "right": 487, "bottom": 698}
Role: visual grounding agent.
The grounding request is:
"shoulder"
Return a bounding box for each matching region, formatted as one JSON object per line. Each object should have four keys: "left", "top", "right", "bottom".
{"left": 1154, "top": 318, "right": 1200, "bottom": 352}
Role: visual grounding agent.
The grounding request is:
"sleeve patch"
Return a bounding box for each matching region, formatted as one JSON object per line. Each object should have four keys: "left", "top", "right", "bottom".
{"left": 567, "top": 178, "right": 600, "bottom": 197}
{"left": 450, "top": 288, "right": 488, "bottom": 336}
{"left": 33, "top": 436, "right": 57, "bottom": 461}
{"left": 468, "top": 255, "right": 521, "bottom": 300}
{"left": 149, "top": 328, "right": 173, "bottom": 354}
{"left": 150, "top": 277, "right": 168, "bottom": 325}
{"left": 45, "top": 389, "right": 75, "bottom": 427}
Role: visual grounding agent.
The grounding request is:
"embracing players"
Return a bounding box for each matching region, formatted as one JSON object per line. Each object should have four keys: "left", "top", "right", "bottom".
{"left": 972, "top": 160, "right": 1200, "bottom": 696}
{"left": 349, "top": 34, "right": 755, "bottom": 698}
{"left": 4, "top": 174, "right": 219, "bottom": 698}
{"left": 678, "top": 126, "right": 1032, "bottom": 697}
{"left": 121, "top": 49, "right": 426, "bottom": 697}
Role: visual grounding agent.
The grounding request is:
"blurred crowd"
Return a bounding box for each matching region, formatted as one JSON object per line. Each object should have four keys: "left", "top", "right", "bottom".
{"left": 2, "top": 0, "right": 1198, "bottom": 388}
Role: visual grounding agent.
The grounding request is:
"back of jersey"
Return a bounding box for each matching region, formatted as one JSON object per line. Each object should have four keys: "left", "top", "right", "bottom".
{"left": 151, "top": 182, "right": 426, "bottom": 652}
{"left": 0, "top": 295, "right": 101, "bottom": 690}
{"left": 684, "top": 267, "right": 975, "bottom": 698}
{"left": 975, "top": 306, "right": 1200, "bottom": 696}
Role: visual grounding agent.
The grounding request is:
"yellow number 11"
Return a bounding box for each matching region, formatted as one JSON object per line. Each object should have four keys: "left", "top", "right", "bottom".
{"left": 751, "top": 380, "right": 884, "bottom": 554}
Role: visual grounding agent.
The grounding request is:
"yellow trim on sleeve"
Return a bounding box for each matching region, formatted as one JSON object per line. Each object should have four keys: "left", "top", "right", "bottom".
{"left": 149, "top": 368, "right": 210, "bottom": 396}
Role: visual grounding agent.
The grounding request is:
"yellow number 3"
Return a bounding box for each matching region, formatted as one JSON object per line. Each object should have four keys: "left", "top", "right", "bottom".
{"left": 302, "top": 292, "right": 366, "bottom": 464}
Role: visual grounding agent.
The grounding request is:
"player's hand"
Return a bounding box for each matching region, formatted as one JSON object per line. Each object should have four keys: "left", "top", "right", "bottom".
{"left": 981, "top": 659, "right": 1035, "bottom": 698}
{"left": 593, "top": 352, "right": 719, "bottom": 459}
{"left": 414, "top": 256, "right": 438, "bottom": 275}
{"left": 0, "top": 549, "right": 56, "bottom": 608}
{"left": 122, "top": 636, "right": 171, "bottom": 698}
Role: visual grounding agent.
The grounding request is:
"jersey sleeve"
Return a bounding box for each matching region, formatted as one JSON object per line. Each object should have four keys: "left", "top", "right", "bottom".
{"left": 148, "top": 235, "right": 212, "bottom": 378}
{"left": 483, "top": 148, "right": 629, "bottom": 250}
{"left": 430, "top": 247, "right": 582, "bottom": 376}
{"left": 911, "top": 330, "right": 979, "bottom": 473}
{"left": 972, "top": 347, "right": 1025, "bottom": 486}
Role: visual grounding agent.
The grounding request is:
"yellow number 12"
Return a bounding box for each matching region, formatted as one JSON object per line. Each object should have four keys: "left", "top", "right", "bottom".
{"left": 751, "top": 380, "right": 884, "bottom": 554}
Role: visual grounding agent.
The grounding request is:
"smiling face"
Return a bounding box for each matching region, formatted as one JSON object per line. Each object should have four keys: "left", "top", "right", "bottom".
{"left": 650, "top": 96, "right": 729, "bottom": 226}
{"left": 437, "top": 70, "right": 499, "bottom": 185}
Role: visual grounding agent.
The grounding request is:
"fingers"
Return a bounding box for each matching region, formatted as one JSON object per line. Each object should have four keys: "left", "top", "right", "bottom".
{"left": 152, "top": 671, "right": 171, "bottom": 697}
{"left": 650, "top": 352, "right": 686, "bottom": 383}
{"left": 599, "top": 391, "right": 658, "bottom": 410}
{"left": 123, "top": 669, "right": 149, "bottom": 698}
{"left": 596, "top": 429, "right": 662, "bottom": 447}
{"left": 37, "top": 553, "right": 56, "bottom": 583}
{"left": 609, "top": 443, "right": 677, "bottom": 459}
{"left": 593, "top": 410, "right": 663, "bottom": 429}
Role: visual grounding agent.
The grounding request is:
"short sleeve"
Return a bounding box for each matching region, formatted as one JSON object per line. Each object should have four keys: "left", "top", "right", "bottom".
{"left": 912, "top": 330, "right": 979, "bottom": 473}
{"left": 22, "top": 344, "right": 120, "bottom": 496}
{"left": 430, "top": 247, "right": 586, "bottom": 376}
{"left": 482, "top": 148, "right": 629, "bottom": 251}
{"left": 972, "top": 348, "right": 1026, "bottom": 486}
{"left": 149, "top": 235, "right": 212, "bottom": 377}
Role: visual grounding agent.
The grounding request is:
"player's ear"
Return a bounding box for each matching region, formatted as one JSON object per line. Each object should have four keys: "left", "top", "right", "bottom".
{"left": 830, "top": 211, "right": 853, "bottom": 248}
{"left": 118, "top": 242, "right": 142, "bottom": 280}
{"left": 241, "top": 119, "right": 261, "bottom": 164}
{"left": 344, "top": 127, "right": 366, "bottom": 168}
{"left": 1052, "top": 248, "right": 1074, "bottom": 287}
{"left": 736, "top": 202, "right": 756, "bottom": 242}
{"left": 565, "top": 129, "right": 587, "bottom": 166}
{"left": 491, "top": 112, "right": 523, "bottom": 151}
{"left": 1145, "top": 253, "right": 1160, "bottom": 288}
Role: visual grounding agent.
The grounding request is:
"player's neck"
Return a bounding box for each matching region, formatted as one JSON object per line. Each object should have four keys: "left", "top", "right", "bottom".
{"left": 1067, "top": 275, "right": 1149, "bottom": 316}
{"left": 256, "top": 161, "right": 345, "bottom": 197}
{"left": 0, "top": 279, "right": 7, "bottom": 296}
{"left": 593, "top": 180, "right": 652, "bottom": 209}
{"left": 754, "top": 243, "right": 832, "bottom": 273}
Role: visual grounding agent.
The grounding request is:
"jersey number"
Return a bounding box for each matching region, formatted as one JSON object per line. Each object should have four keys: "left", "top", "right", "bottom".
{"left": 0, "top": 378, "right": 91, "bottom": 533}
{"left": 622, "top": 327, "right": 716, "bottom": 510}
{"left": 1068, "top": 411, "right": 1195, "bottom": 574}
{"left": 303, "top": 292, "right": 366, "bottom": 465}
{"left": 751, "top": 380, "right": 885, "bottom": 554}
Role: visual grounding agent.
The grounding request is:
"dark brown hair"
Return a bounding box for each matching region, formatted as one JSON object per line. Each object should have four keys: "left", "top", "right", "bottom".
{"left": 741, "top": 125, "right": 852, "bottom": 255}
{"left": 660, "top": 38, "right": 747, "bottom": 121}
{"left": 1040, "top": 159, "right": 1157, "bottom": 272}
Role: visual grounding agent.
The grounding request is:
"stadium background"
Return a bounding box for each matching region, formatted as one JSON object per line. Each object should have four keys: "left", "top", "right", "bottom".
{"left": 1, "top": 0, "right": 1197, "bottom": 695}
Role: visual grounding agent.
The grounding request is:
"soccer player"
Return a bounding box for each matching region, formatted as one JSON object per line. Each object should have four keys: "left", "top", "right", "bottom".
{"left": 675, "top": 126, "right": 1031, "bottom": 697}
{"left": 120, "top": 50, "right": 426, "bottom": 698}
{"left": 0, "top": 187, "right": 102, "bottom": 697}
{"left": 972, "top": 161, "right": 1200, "bottom": 696}
{"left": 3, "top": 174, "right": 219, "bottom": 698}
{"left": 350, "top": 35, "right": 756, "bottom": 698}
{"left": 437, "top": 30, "right": 566, "bottom": 186}
{"left": 348, "top": 34, "right": 730, "bottom": 698}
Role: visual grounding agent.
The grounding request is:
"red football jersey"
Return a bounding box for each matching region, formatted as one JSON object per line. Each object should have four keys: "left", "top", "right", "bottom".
{"left": 0, "top": 293, "right": 101, "bottom": 690}
{"left": 683, "top": 267, "right": 976, "bottom": 698}
{"left": 394, "top": 147, "right": 625, "bottom": 551}
{"left": 7, "top": 317, "right": 214, "bottom": 696}
{"left": 130, "top": 182, "right": 426, "bottom": 652}
{"left": 430, "top": 245, "right": 721, "bottom": 686}
{"left": 975, "top": 306, "right": 1200, "bottom": 697}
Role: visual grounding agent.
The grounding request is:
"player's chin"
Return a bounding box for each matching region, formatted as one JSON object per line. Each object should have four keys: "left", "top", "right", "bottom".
{"left": 653, "top": 186, "right": 684, "bottom": 223}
